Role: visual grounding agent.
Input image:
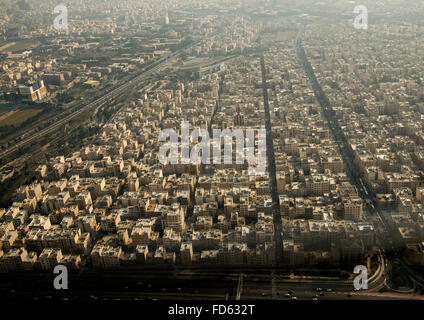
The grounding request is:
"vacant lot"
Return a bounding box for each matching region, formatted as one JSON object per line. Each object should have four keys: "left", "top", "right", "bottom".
{"left": 0, "top": 110, "right": 17, "bottom": 122}
{"left": 0, "top": 109, "right": 43, "bottom": 127}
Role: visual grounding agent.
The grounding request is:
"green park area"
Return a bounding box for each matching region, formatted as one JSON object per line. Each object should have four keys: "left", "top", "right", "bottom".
{"left": 0, "top": 108, "right": 43, "bottom": 127}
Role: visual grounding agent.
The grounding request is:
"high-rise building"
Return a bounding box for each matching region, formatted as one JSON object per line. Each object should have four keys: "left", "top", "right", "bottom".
{"left": 18, "top": 80, "right": 47, "bottom": 102}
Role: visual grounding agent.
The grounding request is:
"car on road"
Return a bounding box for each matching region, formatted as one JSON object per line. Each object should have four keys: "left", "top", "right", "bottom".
{"left": 284, "top": 293, "right": 291, "bottom": 298}
{"left": 291, "top": 296, "right": 298, "bottom": 300}
{"left": 326, "top": 288, "right": 332, "bottom": 292}
{"left": 316, "top": 288, "right": 322, "bottom": 292}
{"left": 319, "top": 292, "right": 324, "bottom": 296}
{"left": 312, "top": 297, "right": 318, "bottom": 301}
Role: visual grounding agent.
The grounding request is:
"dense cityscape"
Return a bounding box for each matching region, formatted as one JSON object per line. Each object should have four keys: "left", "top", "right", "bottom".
{"left": 0, "top": 0, "right": 423, "bottom": 304}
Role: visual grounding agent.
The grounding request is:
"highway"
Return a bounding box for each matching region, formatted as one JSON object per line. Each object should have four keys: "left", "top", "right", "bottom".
{"left": 1, "top": 267, "right": 418, "bottom": 301}
{"left": 0, "top": 82, "right": 109, "bottom": 150}
{"left": 0, "top": 44, "right": 190, "bottom": 161}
